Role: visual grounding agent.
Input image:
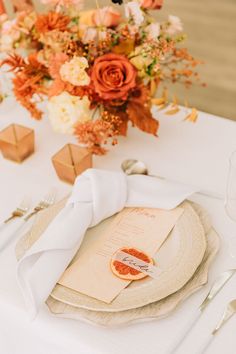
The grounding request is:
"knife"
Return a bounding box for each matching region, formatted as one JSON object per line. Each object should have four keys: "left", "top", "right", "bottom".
{"left": 168, "top": 269, "right": 236, "bottom": 354}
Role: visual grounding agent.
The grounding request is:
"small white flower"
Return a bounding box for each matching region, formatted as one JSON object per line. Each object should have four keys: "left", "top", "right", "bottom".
{"left": 48, "top": 92, "right": 93, "bottom": 134}
{"left": 166, "top": 15, "right": 183, "bottom": 35}
{"left": 146, "top": 22, "right": 160, "bottom": 40}
{"left": 0, "top": 19, "right": 20, "bottom": 52}
{"left": 82, "top": 27, "right": 97, "bottom": 43}
{"left": 125, "top": 1, "right": 144, "bottom": 26}
{"left": 60, "top": 56, "right": 90, "bottom": 86}
{"left": 0, "top": 35, "right": 14, "bottom": 52}
{"left": 82, "top": 27, "right": 108, "bottom": 44}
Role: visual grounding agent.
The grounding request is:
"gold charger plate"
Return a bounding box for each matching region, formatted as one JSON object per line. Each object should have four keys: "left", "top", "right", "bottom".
{"left": 46, "top": 203, "right": 219, "bottom": 326}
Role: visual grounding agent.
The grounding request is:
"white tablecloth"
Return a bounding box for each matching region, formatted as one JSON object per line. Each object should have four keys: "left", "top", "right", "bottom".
{"left": 0, "top": 100, "right": 236, "bottom": 354}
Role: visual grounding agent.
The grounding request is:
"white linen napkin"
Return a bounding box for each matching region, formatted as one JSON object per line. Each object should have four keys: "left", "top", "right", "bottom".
{"left": 17, "top": 169, "right": 197, "bottom": 317}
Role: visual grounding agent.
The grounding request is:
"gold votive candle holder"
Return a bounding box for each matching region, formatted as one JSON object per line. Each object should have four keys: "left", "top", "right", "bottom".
{"left": 0, "top": 124, "right": 35, "bottom": 163}
{"left": 52, "top": 144, "right": 92, "bottom": 185}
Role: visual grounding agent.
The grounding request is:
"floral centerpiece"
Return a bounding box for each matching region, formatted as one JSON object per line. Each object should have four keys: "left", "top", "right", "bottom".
{"left": 0, "top": 0, "right": 203, "bottom": 154}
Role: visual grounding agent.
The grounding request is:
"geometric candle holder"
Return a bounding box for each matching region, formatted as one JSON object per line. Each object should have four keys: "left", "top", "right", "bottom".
{"left": 51, "top": 143, "right": 92, "bottom": 185}
{"left": 0, "top": 124, "right": 35, "bottom": 163}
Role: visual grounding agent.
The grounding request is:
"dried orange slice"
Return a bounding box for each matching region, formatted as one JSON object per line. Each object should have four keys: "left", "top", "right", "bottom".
{"left": 110, "top": 247, "right": 154, "bottom": 281}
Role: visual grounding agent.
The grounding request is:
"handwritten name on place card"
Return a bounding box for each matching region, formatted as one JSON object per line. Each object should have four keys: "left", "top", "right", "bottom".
{"left": 58, "top": 207, "right": 184, "bottom": 303}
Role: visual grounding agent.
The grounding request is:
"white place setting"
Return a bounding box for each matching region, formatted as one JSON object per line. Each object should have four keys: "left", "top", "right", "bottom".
{"left": 0, "top": 1, "right": 236, "bottom": 353}
{"left": 1, "top": 100, "right": 236, "bottom": 354}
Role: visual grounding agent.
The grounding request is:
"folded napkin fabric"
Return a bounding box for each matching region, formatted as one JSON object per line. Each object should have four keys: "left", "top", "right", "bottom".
{"left": 17, "top": 169, "right": 197, "bottom": 317}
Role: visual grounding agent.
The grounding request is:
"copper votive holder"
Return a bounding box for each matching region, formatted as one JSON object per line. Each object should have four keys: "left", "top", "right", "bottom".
{"left": 52, "top": 144, "right": 92, "bottom": 185}
{"left": 0, "top": 124, "right": 35, "bottom": 163}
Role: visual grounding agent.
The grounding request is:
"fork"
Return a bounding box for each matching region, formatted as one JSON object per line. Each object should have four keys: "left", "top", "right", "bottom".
{"left": 24, "top": 190, "right": 56, "bottom": 222}
{"left": 168, "top": 269, "right": 236, "bottom": 353}
{"left": 198, "top": 299, "right": 236, "bottom": 353}
{"left": 3, "top": 198, "right": 30, "bottom": 224}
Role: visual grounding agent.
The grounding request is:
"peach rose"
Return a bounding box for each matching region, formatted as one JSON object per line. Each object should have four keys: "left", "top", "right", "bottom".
{"left": 91, "top": 53, "right": 137, "bottom": 101}
{"left": 141, "top": 0, "right": 163, "bottom": 10}
{"left": 92, "top": 6, "right": 121, "bottom": 27}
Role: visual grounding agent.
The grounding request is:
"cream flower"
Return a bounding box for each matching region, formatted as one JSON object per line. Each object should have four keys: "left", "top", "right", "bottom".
{"left": 166, "top": 15, "right": 183, "bottom": 35}
{"left": 125, "top": 1, "right": 144, "bottom": 26}
{"left": 81, "top": 27, "right": 97, "bottom": 43}
{"left": 0, "top": 19, "right": 20, "bottom": 52}
{"left": 130, "top": 55, "right": 151, "bottom": 70}
{"left": 146, "top": 22, "right": 160, "bottom": 40}
{"left": 48, "top": 92, "right": 93, "bottom": 134}
{"left": 82, "top": 27, "right": 108, "bottom": 44}
{"left": 59, "top": 56, "right": 90, "bottom": 86}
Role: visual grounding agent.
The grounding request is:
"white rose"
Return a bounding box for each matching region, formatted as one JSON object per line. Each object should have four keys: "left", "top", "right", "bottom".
{"left": 59, "top": 56, "right": 90, "bottom": 86}
{"left": 48, "top": 92, "right": 93, "bottom": 134}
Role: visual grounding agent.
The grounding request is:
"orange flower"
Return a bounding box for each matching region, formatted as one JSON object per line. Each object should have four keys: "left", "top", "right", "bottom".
{"left": 141, "top": 0, "right": 163, "bottom": 10}
{"left": 75, "top": 119, "right": 117, "bottom": 155}
{"left": 35, "top": 12, "right": 70, "bottom": 33}
{"left": 1, "top": 53, "right": 49, "bottom": 120}
{"left": 90, "top": 53, "right": 137, "bottom": 101}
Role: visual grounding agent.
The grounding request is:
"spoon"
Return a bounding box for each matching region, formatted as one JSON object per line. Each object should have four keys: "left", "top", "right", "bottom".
{"left": 121, "top": 159, "right": 223, "bottom": 200}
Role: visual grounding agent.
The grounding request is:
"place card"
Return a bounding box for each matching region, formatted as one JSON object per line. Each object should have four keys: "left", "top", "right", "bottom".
{"left": 59, "top": 206, "right": 184, "bottom": 303}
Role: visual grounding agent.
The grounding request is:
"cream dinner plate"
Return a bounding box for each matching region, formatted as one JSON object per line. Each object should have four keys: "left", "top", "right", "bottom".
{"left": 47, "top": 227, "right": 219, "bottom": 326}
{"left": 50, "top": 202, "right": 207, "bottom": 312}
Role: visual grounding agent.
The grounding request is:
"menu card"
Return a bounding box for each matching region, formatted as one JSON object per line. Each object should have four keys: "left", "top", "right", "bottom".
{"left": 59, "top": 207, "right": 184, "bottom": 303}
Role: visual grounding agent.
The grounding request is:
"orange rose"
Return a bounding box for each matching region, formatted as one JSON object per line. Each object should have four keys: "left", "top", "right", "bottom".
{"left": 92, "top": 6, "right": 121, "bottom": 27}
{"left": 141, "top": 0, "right": 163, "bottom": 10}
{"left": 91, "top": 54, "right": 137, "bottom": 101}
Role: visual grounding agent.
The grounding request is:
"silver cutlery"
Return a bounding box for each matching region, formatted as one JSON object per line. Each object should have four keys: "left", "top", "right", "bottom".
{"left": 24, "top": 190, "right": 56, "bottom": 221}
{"left": 121, "top": 159, "right": 223, "bottom": 200}
{"left": 3, "top": 198, "right": 30, "bottom": 224}
{"left": 198, "top": 299, "right": 236, "bottom": 353}
{"left": 168, "top": 269, "right": 236, "bottom": 354}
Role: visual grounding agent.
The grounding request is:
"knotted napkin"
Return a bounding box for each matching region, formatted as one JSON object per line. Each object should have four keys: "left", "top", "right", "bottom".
{"left": 17, "top": 169, "right": 196, "bottom": 317}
